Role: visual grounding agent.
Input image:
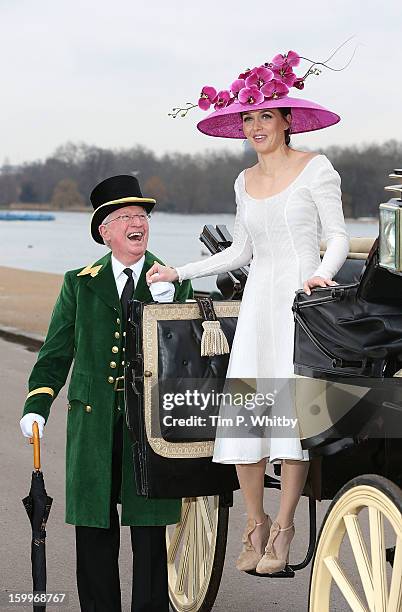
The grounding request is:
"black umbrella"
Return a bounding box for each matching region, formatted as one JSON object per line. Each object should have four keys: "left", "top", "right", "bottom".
{"left": 22, "top": 421, "right": 53, "bottom": 611}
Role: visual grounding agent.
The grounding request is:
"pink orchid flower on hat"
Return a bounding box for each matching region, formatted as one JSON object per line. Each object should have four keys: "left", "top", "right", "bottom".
{"left": 238, "top": 85, "right": 264, "bottom": 105}
{"left": 272, "top": 63, "right": 297, "bottom": 87}
{"left": 198, "top": 86, "right": 217, "bottom": 111}
{"left": 271, "top": 50, "right": 301, "bottom": 68}
{"left": 214, "top": 90, "right": 231, "bottom": 110}
{"left": 270, "top": 50, "right": 300, "bottom": 87}
{"left": 260, "top": 78, "right": 289, "bottom": 99}
{"left": 231, "top": 79, "right": 246, "bottom": 99}
{"left": 245, "top": 66, "right": 274, "bottom": 89}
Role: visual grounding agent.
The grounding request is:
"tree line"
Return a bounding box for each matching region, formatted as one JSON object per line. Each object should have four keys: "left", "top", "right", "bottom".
{"left": 0, "top": 139, "right": 401, "bottom": 217}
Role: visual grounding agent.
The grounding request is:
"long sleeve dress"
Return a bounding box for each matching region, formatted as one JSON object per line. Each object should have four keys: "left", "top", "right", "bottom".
{"left": 176, "top": 154, "right": 350, "bottom": 464}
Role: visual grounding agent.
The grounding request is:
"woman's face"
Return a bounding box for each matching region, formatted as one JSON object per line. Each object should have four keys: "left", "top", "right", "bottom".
{"left": 242, "top": 108, "right": 291, "bottom": 153}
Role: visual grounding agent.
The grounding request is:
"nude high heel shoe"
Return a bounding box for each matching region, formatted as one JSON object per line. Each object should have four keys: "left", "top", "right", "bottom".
{"left": 236, "top": 514, "right": 272, "bottom": 572}
{"left": 255, "top": 521, "right": 295, "bottom": 574}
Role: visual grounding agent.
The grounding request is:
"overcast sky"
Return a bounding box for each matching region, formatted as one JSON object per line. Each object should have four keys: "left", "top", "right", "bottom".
{"left": 1, "top": 0, "right": 401, "bottom": 165}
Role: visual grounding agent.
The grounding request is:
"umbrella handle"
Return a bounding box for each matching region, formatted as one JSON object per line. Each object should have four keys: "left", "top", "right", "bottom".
{"left": 29, "top": 421, "right": 41, "bottom": 470}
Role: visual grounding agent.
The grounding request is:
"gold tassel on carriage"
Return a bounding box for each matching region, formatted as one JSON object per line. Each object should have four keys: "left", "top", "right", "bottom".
{"left": 201, "top": 320, "right": 230, "bottom": 357}
{"left": 196, "top": 297, "right": 230, "bottom": 357}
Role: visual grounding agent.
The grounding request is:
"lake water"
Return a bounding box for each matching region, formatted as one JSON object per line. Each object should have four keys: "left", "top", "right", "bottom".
{"left": 0, "top": 211, "right": 378, "bottom": 292}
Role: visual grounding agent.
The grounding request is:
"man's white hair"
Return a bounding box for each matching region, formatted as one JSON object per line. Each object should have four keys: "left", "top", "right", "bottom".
{"left": 99, "top": 213, "right": 113, "bottom": 248}
{"left": 102, "top": 212, "right": 114, "bottom": 225}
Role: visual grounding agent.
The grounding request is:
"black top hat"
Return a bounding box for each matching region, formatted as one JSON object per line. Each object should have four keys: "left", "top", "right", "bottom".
{"left": 90, "top": 175, "right": 156, "bottom": 244}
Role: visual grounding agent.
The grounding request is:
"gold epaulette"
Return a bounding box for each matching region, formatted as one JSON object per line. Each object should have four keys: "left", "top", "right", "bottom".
{"left": 77, "top": 263, "right": 103, "bottom": 277}
{"left": 27, "top": 387, "right": 54, "bottom": 400}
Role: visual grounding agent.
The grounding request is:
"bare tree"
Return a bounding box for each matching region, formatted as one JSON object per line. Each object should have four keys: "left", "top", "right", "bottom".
{"left": 51, "top": 178, "right": 85, "bottom": 210}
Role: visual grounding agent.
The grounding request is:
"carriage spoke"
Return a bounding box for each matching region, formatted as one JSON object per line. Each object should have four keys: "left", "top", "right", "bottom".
{"left": 167, "top": 501, "right": 192, "bottom": 563}
{"left": 193, "top": 504, "right": 200, "bottom": 598}
{"left": 343, "top": 513, "right": 374, "bottom": 612}
{"left": 196, "top": 500, "right": 207, "bottom": 585}
{"left": 387, "top": 536, "right": 402, "bottom": 612}
{"left": 368, "top": 507, "right": 388, "bottom": 612}
{"left": 175, "top": 504, "right": 193, "bottom": 597}
{"left": 202, "top": 527, "right": 209, "bottom": 580}
{"left": 187, "top": 503, "right": 199, "bottom": 602}
{"left": 324, "top": 556, "right": 369, "bottom": 612}
{"left": 199, "top": 496, "right": 214, "bottom": 545}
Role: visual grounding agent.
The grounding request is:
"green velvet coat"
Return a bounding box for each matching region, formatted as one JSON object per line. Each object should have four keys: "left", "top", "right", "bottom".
{"left": 22, "top": 250, "right": 192, "bottom": 528}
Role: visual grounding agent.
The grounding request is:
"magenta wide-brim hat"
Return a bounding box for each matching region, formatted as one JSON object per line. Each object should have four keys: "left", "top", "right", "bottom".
{"left": 197, "top": 96, "right": 340, "bottom": 139}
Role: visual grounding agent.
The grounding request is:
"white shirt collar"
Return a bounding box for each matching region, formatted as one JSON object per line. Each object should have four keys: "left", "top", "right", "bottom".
{"left": 111, "top": 254, "right": 145, "bottom": 283}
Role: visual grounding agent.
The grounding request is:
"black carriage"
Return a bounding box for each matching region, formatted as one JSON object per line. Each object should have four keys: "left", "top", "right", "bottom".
{"left": 124, "top": 169, "right": 402, "bottom": 612}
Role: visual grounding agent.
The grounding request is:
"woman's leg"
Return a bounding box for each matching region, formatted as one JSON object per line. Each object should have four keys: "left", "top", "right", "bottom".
{"left": 273, "top": 459, "right": 310, "bottom": 557}
{"left": 236, "top": 459, "right": 268, "bottom": 553}
{"left": 276, "top": 459, "right": 310, "bottom": 525}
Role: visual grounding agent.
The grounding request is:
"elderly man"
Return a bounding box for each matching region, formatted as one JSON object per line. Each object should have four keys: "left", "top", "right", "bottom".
{"left": 19, "top": 175, "right": 192, "bottom": 612}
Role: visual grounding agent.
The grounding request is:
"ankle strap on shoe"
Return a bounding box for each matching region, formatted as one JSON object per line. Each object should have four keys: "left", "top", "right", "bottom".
{"left": 255, "top": 515, "right": 269, "bottom": 526}
{"left": 278, "top": 523, "right": 294, "bottom": 532}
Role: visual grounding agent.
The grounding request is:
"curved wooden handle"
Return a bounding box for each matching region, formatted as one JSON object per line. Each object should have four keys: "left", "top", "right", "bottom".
{"left": 29, "top": 421, "right": 41, "bottom": 470}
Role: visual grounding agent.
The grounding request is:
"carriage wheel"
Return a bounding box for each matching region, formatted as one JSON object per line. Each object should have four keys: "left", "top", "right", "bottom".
{"left": 167, "top": 495, "right": 229, "bottom": 612}
{"left": 309, "top": 475, "right": 402, "bottom": 612}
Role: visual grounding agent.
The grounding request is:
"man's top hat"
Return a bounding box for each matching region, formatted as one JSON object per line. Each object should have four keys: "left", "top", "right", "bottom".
{"left": 90, "top": 175, "right": 156, "bottom": 244}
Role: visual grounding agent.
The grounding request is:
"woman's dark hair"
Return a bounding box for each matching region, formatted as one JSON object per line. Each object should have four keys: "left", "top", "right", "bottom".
{"left": 278, "top": 107, "right": 292, "bottom": 146}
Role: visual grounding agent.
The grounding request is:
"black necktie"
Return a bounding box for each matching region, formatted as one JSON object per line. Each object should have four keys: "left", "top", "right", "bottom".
{"left": 120, "top": 268, "right": 134, "bottom": 327}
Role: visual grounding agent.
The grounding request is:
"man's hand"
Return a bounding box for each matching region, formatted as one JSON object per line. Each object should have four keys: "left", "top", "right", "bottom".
{"left": 303, "top": 276, "right": 338, "bottom": 296}
{"left": 20, "top": 413, "right": 45, "bottom": 438}
{"left": 146, "top": 262, "right": 179, "bottom": 285}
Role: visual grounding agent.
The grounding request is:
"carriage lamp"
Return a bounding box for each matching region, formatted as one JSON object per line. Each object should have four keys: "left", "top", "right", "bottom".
{"left": 379, "top": 170, "right": 402, "bottom": 272}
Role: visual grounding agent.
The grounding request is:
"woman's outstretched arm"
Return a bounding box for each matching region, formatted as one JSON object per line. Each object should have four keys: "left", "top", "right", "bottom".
{"left": 147, "top": 182, "right": 253, "bottom": 285}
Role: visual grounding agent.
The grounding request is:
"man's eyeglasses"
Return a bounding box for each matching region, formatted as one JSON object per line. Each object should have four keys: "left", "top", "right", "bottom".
{"left": 103, "top": 213, "right": 151, "bottom": 225}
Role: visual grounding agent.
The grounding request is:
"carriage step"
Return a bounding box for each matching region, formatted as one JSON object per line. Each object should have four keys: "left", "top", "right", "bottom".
{"left": 245, "top": 565, "right": 295, "bottom": 578}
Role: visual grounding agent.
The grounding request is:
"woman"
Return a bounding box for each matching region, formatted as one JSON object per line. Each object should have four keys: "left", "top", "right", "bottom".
{"left": 146, "top": 54, "right": 350, "bottom": 574}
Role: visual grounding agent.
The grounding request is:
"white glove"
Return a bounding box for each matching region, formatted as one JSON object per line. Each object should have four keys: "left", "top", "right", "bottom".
{"left": 20, "top": 413, "right": 45, "bottom": 438}
{"left": 149, "top": 281, "right": 175, "bottom": 303}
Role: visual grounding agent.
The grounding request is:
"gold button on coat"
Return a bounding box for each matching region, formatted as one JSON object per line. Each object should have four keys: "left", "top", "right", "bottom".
{"left": 110, "top": 361, "right": 117, "bottom": 369}
{"left": 114, "top": 332, "right": 120, "bottom": 339}
{"left": 67, "top": 403, "right": 72, "bottom": 410}
{"left": 112, "top": 346, "right": 119, "bottom": 354}
{"left": 108, "top": 376, "right": 115, "bottom": 384}
{"left": 116, "top": 318, "right": 120, "bottom": 324}
{"left": 85, "top": 405, "right": 92, "bottom": 413}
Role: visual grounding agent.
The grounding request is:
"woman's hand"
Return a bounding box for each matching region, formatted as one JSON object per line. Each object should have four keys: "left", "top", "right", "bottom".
{"left": 303, "top": 276, "right": 338, "bottom": 296}
{"left": 146, "top": 262, "right": 179, "bottom": 285}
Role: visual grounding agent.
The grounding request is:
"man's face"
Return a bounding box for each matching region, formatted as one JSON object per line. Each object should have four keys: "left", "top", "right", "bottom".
{"left": 98, "top": 205, "right": 150, "bottom": 263}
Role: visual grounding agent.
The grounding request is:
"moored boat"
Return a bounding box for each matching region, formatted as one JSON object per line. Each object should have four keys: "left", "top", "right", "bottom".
{"left": 0, "top": 212, "right": 55, "bottom": 221}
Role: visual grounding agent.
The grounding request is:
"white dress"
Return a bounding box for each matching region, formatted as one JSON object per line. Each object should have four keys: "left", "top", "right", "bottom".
{"left": 176, "top": 155, "right": 350, "bottom": 464}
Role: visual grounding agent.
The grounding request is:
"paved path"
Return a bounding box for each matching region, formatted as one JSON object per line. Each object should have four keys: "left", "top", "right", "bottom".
{"left": 1, "top": 337, "right": 352, "bottom": 612}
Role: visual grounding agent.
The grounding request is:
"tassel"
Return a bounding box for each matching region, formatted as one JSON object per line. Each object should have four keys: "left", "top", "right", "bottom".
{"left": 201, "top": 320, "right": 230, "bottom": 357}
